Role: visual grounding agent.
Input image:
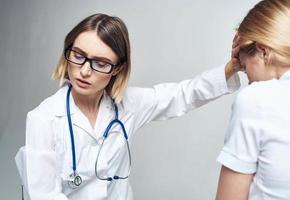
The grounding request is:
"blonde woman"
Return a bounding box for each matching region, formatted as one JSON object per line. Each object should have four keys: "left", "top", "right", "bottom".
{"left": 15, "top": 13, "right": 241, "bottom": 200}
{"left": 216, "top": 0, "right": 290, "bottom": 199}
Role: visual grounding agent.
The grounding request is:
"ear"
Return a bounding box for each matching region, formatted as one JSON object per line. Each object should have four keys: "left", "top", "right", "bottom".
{"left": 255, "top": 43, "right": 269, "bottom": 57}
{"left": 112, "top": 64, "right": 124, "bottom": 76}
{"left": 255, "top": 43, "right": 270, "bottom": 64}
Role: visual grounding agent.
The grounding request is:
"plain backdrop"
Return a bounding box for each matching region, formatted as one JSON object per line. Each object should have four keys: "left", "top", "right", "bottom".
{"left": 0, "top": 0, "right": 259, "bottom": 199}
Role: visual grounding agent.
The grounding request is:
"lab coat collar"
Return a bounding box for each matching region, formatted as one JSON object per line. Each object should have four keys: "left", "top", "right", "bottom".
{"left": 51, "top": 83, "right": 115, "bottom": 142}
{"left": 72, "top": 90, "right": 115, "bottom": 142}
{"left": 52, "top": 83, "right": 114, "bottom": 117}
{"left": 280, "top": 70, "right": 290, "bottom": 80}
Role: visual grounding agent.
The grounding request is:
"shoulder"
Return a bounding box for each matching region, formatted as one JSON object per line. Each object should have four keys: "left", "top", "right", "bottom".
{"left": 123, "top": 86, "right": 153, "bottom": 99}
{"left": 25, "top": 86, "right": 69, "bottom": 148}
{"left": 232, "top": 80, "right": 277, "bottom": 117}
{"left": 122, "top": 86, "right": 156, "bottom": 103}
{"left": 234, "top": 81, "right": 270, "bottom": 106}
{"left": 28, "top": 86, "right": 68, "bottom": 121}
{"left": 119, "top": 86, "right": 156, "bottom": 113}
{"left": 122, "top": 82, "right": 179, "bottom": 102}
{"left": 231, "top": 82, "right": 263, "bottom": 118}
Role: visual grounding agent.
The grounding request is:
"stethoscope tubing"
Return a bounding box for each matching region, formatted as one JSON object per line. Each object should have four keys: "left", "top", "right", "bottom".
{"left": 66, "top": 85, "right": 131, "bottom": 187}
{"left": 95, "top": 118, "right": 132, "bottom": 181}
{"left": 66, "top": 85, "right": 77, "bottom": 172}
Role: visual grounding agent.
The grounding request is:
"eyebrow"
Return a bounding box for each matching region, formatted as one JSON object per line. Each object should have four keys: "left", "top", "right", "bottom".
{"left": 72, "top": 46, "right": 114, "bottom": 63}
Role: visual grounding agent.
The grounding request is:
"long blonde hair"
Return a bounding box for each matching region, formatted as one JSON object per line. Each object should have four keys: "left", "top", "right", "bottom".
{"left": 52, "top": 14, "right": 131, "bottom": 103}
{"left": 238, "top": 0, "right": 290, "bottom": 67}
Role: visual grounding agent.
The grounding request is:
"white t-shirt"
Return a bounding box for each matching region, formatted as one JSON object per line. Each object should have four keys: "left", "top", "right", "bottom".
{"left": 217, "top": 70, "right": 290, "bottom": 199}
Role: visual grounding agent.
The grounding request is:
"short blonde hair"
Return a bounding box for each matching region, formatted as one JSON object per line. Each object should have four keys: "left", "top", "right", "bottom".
{"left": 52, "top": 14, "right": 131, "bottom": 103}
{"left": 238, "top": 0, "right": 290, "bottom": 67}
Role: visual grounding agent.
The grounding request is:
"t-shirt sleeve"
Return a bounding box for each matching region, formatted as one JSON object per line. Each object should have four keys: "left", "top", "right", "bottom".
{"left": 217, "top": 87, "right": 262, "bottom": 174}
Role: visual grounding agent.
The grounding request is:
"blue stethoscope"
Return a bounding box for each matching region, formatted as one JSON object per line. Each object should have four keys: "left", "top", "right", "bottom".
{"left": 66, "top": 85, "right": 132, "bottom": 189}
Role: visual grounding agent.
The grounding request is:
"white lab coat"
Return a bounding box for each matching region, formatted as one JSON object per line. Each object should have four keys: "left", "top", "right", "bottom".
{"left": 15, "top": 66, "right": 240, "bottom": 200}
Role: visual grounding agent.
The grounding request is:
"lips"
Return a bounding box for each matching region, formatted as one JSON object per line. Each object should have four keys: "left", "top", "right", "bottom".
{"left": 76, "top": 78, "right": 91, "bottom": 88}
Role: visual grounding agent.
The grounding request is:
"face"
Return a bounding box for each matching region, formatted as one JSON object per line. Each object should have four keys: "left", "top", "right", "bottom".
{"left": 67, "top": 31, "right": 119, "bottom": 97}
{"left": 239, "top": 51, "right": 272, "bottom": 84}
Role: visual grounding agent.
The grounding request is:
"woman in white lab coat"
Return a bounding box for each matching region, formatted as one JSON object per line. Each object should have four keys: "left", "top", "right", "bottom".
{"left": 216, "top": 0, "right": 290, "bottom": 199}
{"left": 16, "top": 13, "right": 241, "bottom": 200}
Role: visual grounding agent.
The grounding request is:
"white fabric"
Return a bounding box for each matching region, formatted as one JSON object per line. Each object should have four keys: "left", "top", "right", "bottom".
{"left": 217, "top": 70, "right": 290, "bottom": 200}
{"left": 15, "top": 65, "right": 240, "bottom": 200}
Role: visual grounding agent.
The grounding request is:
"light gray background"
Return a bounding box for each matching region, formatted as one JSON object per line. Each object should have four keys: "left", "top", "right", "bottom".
{"left": 0, "top": 0, "right": 259, "bottom": 199}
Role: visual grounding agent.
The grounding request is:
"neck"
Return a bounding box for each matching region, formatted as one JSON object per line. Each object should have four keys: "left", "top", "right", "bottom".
{"left": 268, "top": 65, "right": 290, "bottom": 79}
{"left": 72, "top": 89, "right": 103, "bottom": 114}
{"left": 276, "top": 66, "right": 290, "bottom": 79}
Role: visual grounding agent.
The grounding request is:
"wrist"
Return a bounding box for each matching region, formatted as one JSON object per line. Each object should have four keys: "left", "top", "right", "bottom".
{"left": 225, "top": 61, "right": 235, "bottom": 80}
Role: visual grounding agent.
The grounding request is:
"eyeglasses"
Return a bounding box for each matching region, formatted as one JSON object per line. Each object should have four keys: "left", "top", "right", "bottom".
{"left": 64, "top": 48, "right": 120, "bottom": 74}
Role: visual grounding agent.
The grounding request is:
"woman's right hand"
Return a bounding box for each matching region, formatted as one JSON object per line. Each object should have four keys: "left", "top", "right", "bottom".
{"left": 225, "top": 33, "right": 244, "bottom": 80}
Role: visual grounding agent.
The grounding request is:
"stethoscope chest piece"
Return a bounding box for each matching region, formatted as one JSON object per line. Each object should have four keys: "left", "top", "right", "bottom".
{"left": 68, "top": 172, "right": 82, "bottom": 189}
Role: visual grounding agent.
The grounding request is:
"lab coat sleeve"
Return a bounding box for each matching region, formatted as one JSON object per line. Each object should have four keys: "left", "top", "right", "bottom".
{"left": 216, "top": 86, "right": 261, "bottom": 174}
{"left": 16, "top": 110, "right": 68, "bottom": 200}
{"left": 126, "top": 65, "right": 240, "bottom": 129}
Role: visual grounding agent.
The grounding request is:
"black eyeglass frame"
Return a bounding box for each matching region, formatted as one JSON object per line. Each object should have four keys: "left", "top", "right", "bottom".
{"left": 64, "top": 48, "right": 122, "bottom": 74}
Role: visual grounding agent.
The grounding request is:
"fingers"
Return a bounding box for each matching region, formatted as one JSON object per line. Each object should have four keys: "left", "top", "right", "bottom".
{"left": 227, "top": 32, "right": 246, "bottom": 74}
{"left": 233, "top": 31, "right": 240, "bottom": 41}
{"left": 231, "top": 32, "right": 241, "bottom": 59}
{"left": 232, "top": 33, "right": 238, "bottom": 46}
{"left": 232, "top": 57, "right": 246, "bottom": 72}
{"left": 231, "top": 45, "right": 240, "bottom": 59}
{"left": 232, "top": 32, "right": 240, "bottom": 48}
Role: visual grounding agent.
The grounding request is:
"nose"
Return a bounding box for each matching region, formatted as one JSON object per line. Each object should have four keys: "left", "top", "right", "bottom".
{"left": 80, "top": 60, "right": 92, "bottom": 77}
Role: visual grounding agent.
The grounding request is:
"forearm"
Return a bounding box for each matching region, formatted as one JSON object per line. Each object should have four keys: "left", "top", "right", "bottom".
{"left": 216, "top": 166, "right": 253, "bottom": 200}
{"left": 225, "top": 60, "right": 238, "bottom": 80}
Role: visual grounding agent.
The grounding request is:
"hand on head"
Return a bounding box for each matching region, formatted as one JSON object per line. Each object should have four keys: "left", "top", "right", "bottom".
{"left": 225, "top": 32, "right": 245, "bottom": 79}
{"left": 231, "top": 32, "right": 244, "bottom": 72}
{"left": 225, "top": 32, "right": 245, "bottom": 80}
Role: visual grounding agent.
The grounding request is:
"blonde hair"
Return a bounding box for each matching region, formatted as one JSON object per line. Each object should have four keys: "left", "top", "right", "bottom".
{"left": 238, "top": 0, "right": 290, "bottom": 67}
{"left": 52, "top": 14, "right": 131, "bottom": 103}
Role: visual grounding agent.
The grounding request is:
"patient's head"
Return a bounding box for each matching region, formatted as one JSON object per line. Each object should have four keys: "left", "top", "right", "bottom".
{"left": 237, "top": 0, "right": 290, "bottom": 83}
